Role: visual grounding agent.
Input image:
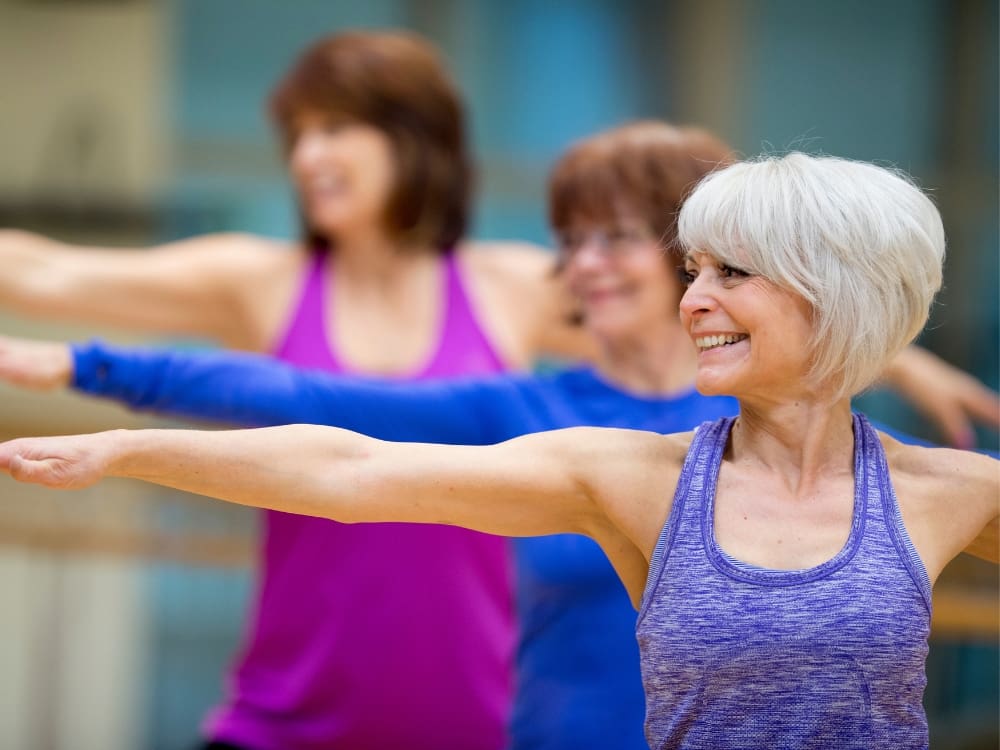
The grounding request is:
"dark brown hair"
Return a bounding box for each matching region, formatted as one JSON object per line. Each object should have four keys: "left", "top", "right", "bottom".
{"left": 269, "top": 30, "right": 471, "bottom": 251}
{"left": 548, "top": 120, "right": 735, "bottom": 253}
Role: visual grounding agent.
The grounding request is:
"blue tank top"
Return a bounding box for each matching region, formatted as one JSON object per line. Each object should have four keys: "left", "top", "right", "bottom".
{"left": 637, "top": 414, "right": 932, "bottom": 750}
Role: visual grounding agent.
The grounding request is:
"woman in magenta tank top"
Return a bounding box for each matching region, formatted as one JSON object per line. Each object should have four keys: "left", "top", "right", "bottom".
{"left": 205, "top": 248, "right": 517, "bottom": 750}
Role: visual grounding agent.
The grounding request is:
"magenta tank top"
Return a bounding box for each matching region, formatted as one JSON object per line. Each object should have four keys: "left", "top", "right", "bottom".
{"left": 205, "top": 249, "right": 514, "bottom": 750}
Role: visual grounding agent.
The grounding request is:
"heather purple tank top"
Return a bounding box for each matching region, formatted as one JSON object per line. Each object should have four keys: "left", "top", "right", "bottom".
{"left": 636, "top": 415, "right": 931, "bottom": 749}
{"left": 206, "top": 249, "right": 514, "bottom": 750}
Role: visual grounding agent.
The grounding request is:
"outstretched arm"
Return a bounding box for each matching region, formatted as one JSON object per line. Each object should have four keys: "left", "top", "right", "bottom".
{"left": 0, "top": 425, "right": 667, "bottom": 601}
{"left": 882, "top": 345, "right": 1000, "bottom": 449}
{"left": 0, "top": 425, "right": 614, "bottom": 537}
{"left": 0, "top": 335, "right": 533, "bottom": 443}
{"left": 0, "top": 230, "right": 289, "bottom": 349}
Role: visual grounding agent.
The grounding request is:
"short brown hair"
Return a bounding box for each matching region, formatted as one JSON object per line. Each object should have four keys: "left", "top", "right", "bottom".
{"left": 548, "top": 120, "right": 735, "bottom": 251}
{"left": 269, "top": 30, "right": 471, "bottom": 251}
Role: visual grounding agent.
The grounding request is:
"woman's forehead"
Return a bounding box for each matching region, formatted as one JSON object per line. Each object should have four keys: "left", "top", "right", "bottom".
{"left": 683, "top": 245, "right": 751, "bottom": 264}
{"left": 683, "top": 249, "right": 717, "bottom": 263}
{"left": 561, "top": 208, "right": 647, "bottom": 230}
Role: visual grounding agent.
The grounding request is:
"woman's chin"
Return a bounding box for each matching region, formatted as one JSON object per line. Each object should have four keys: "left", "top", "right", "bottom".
{"left": 693, "top": 371, "right": 738, "bottom": 398}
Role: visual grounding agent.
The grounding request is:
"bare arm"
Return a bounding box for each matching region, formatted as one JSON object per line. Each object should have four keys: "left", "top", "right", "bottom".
{"left": 888, "top": 438, "right": 1000, "bottom": 580}
{"left": 0, "top": 424, "right": 667, "bottom": 600}
{"left": 881, "top": 345, "right": 1000, "bottom": 449}
{"left": 0, "top": 424, "right": 622, "bottom": 534}
{"left": 0, "top": 229, "right": 297, "bottom": 349}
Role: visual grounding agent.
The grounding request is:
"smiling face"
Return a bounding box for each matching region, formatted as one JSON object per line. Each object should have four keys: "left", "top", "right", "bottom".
{"left": 287, "top": 112, "right": 397, "bottom": 242}
{"left": 559, "top": 218, "right": 683, "bottom": 341}
{"left": 679, "top": 251, "right": 816, "bottom": 399}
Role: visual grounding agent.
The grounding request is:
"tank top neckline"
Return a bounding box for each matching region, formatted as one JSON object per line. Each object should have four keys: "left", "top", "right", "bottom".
{"left": 318, "top": 247, "right": 457, "bottom": 378}
{"left": 698, "top": 414, "right": 869, "bottom": 586}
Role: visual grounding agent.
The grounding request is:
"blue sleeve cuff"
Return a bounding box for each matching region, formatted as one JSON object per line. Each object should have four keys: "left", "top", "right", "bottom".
{"left": 71, "top": 339, "right": 116, "bottom": 393}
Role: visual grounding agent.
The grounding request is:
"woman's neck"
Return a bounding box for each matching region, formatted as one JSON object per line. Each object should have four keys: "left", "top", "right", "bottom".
{"left": 329, "top": 228, "right": 438, "bottom": 284}
{"left": 592, "top": 320, "right": 698, "bottom": 396}
{"left": 732, "top": 397, "right": 856, "bottom": 496}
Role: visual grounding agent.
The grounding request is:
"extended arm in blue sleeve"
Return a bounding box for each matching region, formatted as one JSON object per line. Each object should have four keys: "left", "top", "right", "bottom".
{"left": 71, "top": 340, "right": 529, "bottom": 444}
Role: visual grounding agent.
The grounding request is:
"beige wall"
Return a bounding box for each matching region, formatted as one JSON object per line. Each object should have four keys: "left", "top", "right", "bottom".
{"left": 0, "top": 4, "right": 173, "bottom": 747}
{"left": 0, "top": 2, "right": 170, "bottom": 201}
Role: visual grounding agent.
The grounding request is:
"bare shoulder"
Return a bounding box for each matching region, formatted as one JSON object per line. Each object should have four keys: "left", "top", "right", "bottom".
{"left": 456, "top": 241, "right": 557, "bottom": 304}
{"left": 453, "top": 241, "right": 559, "bottom": 367}
{"left": 458, "top": 239, "right": 555, "bottom": 277}
{"left": 159, "top": 233, "right": 309, "bottom": 350}
{"left": 163, "top": 232, "right": 301, "bottom": 267}
{"left": 880, "top": 432, "right": 999, "bottom": 494}
{"left": 531, "top": 425, "right": 691, "bottom": 485}
{"left": 561, "top": 425, "right": 692, "bottom": 463}
{"left": 220, "top": 236, "right": 311, "bottom": 349}
{"left": 878, "top": 431, "right": 999, "bottom": 574}
{"left": 564, "top": 427, "right": 694, "bottom": 535}
{"left": 457, "top": 240, "right": 594, "bottom": 364}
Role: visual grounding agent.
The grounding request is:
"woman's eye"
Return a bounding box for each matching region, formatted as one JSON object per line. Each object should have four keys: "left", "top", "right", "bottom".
{"left": 720, "top": 264, "right": 749, "bottom": 280}
{"left": 677, "top": 266, "right": 696, "bottom": 286}
{"left": 556, "top": 233, "right": 582, "bottom": 254}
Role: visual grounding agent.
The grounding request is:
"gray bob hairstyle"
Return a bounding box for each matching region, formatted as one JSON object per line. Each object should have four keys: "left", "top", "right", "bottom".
{"left": 677, "top": 152, "right": 946, "bottom": 400}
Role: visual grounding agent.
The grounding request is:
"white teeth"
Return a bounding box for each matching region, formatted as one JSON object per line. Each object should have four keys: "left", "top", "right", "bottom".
{"left": 695, "top": 334, "right": 747, "bottom": 351}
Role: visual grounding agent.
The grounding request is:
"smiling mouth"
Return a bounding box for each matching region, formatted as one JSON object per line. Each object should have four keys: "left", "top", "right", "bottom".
{"left": 694, "top": 334, "right": 748, "bottom": 352}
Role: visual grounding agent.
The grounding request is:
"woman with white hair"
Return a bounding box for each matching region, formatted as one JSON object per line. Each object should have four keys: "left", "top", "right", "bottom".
{"left": 1, "top": 153, "right": 997, "bottom": 749}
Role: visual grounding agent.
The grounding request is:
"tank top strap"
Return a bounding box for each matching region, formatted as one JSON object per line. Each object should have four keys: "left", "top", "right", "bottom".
{"left": 441, "top": 250, "right": 476, "bottom": 330}
{"left": 271, "top": 247, "right": 339, "bottom": 369}
{"left": 854, "top": 413, "right": 933, "bottom": 608}
{"left": 639, "top": 417, "right": 735, "bottom": 615}
{"left": 420, "top": 250, "right": 505, "bottom": 376}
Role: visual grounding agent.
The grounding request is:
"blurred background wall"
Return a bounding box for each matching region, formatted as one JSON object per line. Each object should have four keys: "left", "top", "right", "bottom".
{"left": 0, "top": 0, "right": 995, "bottom": 748}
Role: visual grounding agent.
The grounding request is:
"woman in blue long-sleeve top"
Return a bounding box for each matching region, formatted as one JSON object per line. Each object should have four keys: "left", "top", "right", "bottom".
{"left": 0, "top": 122, "right": 994, "bottom": 749}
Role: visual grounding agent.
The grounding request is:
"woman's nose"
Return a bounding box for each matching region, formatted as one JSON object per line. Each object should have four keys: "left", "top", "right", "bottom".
{"left": 678, "top": 275, "right": 716, "bottom": 317}
{"left": 290, "top": 130, "right": 324, "bottom": 171}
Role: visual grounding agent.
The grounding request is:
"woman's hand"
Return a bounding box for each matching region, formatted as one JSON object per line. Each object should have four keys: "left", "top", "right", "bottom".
{"left": 0, "top": 431, "right": 119, "bottom": 489}
{"left": 0, "top": 334, "right": 73, "bottom": 390}
{"left": 885, "top": 345, "right": 1000, "bottom": 449}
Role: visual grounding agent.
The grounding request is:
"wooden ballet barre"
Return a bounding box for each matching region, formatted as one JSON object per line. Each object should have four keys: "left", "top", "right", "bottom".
{"left": 0, "top": 520, "right": 254, "bottom": 568}
{"left": 0, "top": 521, "right": 995, "bottom": 636}
{"left": 930, "top": 587, "right": 999, "bottom": 639}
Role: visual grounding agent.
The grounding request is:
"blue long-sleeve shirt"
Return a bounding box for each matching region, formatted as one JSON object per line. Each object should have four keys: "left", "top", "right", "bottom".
{"left": 72, "top": 340, "right": 739, "bottom": 750}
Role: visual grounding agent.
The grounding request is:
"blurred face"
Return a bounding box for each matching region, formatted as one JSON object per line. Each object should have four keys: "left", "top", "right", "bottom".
{"left": 679, "top": 251, "right": 814, "bottom": 399}
{"left": 287, "top": 111, "right": 396, "bottom": 239}
{"left": 557, "top": 217, "right": 682, "bottom": 340}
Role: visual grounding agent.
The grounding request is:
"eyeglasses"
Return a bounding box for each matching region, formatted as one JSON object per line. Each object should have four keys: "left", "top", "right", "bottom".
{"left": 554, "top": 225, "right": 657, "bottom": 263}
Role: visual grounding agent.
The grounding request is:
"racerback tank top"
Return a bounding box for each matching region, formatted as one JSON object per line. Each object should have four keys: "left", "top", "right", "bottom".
{"left": 206, "top": 248, "right": 514, "bottom": 750}
{"left": 637, "top": 414, "right": 931, "bottom": 750}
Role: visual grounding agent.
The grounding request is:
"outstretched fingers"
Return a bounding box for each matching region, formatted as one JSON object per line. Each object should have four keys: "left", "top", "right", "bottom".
{"left": 923, "top": 374, "right": 1000, "bottom": 450}
{"left": 961, "top": 378, "right": 1000, "bottom": 431}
